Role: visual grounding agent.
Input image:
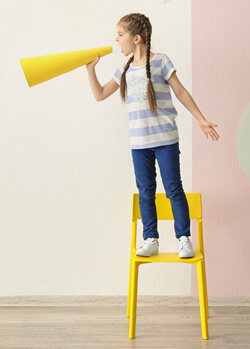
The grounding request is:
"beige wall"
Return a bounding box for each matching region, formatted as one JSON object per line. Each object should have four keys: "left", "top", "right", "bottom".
{"left": 0, "top": 0, "right": 192, "bottom": 296}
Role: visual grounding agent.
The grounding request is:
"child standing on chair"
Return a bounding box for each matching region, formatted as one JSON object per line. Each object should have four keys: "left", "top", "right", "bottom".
{"left": 86, "top": 13, "right": 220, "bottom": 258}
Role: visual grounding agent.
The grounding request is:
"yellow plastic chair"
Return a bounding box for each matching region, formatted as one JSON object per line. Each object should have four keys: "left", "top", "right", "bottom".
{"left": 127, "top": 193, "right": 209, "bottom": 340}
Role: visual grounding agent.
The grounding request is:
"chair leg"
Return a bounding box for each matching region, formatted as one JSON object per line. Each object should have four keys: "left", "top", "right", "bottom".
{"left": 202, "top": 257, "right": 209, "bottom": 318}
{"left": 129, "top": 260, "right": 140, "bottom": 339}
{"left": 196, "top": 261, "right": 209, "bottom": 340}
{"left": 127, "top": 257, "right": 132, "bottom": 317}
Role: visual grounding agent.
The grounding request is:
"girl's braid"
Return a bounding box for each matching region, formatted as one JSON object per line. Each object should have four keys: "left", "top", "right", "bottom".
{"left": 119, "top": 13, "right": 158, "bottom": 115}
{"left": 123, "top": 14, "right": 151, "bottom": 78}
{"left": 131, "top": 15, "right": 152, "bottom": 81}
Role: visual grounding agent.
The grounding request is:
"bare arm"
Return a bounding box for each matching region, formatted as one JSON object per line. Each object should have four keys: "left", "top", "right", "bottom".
{"left": 86, "top": 67, "right": 103, "bottom": 101}
{"left": 167, "top": 71, "right": 204, "bottom": 120}
{"left": 86, "top": 55, "right": 119, "bottom": 101}
{"left": 168, "top": 71, "right": 220, "bottom": 141}
{"left": 177, "top": 89, "right": 206, "bottom": 123}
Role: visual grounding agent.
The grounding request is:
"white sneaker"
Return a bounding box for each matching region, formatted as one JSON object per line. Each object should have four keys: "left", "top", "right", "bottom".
{"left": 136, "top": 238, "right": 159, "bottom": 257}
{"left": 178, "top": 236, "right": 195, "bottom": 258}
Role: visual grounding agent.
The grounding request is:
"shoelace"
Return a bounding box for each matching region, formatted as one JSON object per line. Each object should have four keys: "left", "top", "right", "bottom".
{"left": 139, "top": 239, "right": 157, "bottom": 249}
{"left": 138, "top": 241, "right": 149, "bottom": 249}
{"left": 179, "top": 238, "right": 192, "bottom": 250}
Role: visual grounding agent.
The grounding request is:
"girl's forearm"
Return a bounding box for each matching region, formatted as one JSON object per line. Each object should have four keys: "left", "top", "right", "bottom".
{"left": 177, "top": 89, "right": 206, "bottom": 122}
{"left": 86, "top": 68, "right": 103, "bottom": 101}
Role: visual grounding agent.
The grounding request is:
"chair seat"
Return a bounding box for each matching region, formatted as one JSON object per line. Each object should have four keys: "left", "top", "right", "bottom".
{"left": 132, "top": 248, "right": 203, "bottom": 264}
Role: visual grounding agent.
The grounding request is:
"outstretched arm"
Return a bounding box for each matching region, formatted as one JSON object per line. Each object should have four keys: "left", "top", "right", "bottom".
{"left": 168, "top": 72, "right": 220, "bottom": 141}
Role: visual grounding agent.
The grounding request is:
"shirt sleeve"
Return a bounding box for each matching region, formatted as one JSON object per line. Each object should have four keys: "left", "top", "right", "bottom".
{"left": 161, "top": 54, "right": 177, "bottom": 81}
{"left": 112, "top": 64, "right": 125, "bottom": 86}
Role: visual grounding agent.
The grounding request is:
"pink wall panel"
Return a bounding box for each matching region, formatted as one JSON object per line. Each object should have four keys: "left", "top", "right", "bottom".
{"left": 191, "top": 0, "right": 250, "bottom": 295}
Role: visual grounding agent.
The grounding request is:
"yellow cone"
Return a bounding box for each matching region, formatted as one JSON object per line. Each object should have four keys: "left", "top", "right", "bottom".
{"left": 19, "top": 46, "right": 112, "bottom": 87}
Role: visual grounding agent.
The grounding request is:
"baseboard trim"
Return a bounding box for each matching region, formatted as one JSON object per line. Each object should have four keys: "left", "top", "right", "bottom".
{"left": 0, "top": 295, "right": 250, "bottom": 307}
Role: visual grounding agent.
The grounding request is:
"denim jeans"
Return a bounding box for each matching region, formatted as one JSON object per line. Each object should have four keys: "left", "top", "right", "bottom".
{"left": 131, "top": 142, "right": 190, "bottom": 240}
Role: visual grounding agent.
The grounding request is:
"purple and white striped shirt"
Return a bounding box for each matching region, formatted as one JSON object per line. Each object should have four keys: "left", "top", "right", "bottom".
{"left": 113, "top": 53, "right": 179, "bottom": 149}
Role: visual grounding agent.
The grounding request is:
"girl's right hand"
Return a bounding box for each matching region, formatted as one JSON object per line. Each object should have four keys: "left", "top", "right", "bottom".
{"left": 86, "top": 55, "right": 100, "bottom": 70}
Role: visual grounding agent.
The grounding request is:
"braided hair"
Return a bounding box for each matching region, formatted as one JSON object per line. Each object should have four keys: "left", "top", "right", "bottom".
{"left": 118, "top": 13, "right": 158, "bottom": 116}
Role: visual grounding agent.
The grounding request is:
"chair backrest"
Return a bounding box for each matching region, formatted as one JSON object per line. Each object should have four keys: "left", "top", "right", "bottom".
{"left": 132, "top": 193, "right": 202, "bottom": 220}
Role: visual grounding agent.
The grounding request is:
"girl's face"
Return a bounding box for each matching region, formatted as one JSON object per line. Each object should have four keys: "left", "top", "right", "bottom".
{"left": 116, "top": 23, "right": 137, "bottom": 56}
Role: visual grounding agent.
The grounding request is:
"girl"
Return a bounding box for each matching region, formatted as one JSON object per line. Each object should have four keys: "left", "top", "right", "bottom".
{"left": 86, "top": 13, "right": 220, "bottom": 258}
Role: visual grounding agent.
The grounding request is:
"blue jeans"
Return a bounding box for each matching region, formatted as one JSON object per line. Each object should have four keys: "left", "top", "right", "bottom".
{"left": 131, "top": 142, "right": 190, "bottom": 240}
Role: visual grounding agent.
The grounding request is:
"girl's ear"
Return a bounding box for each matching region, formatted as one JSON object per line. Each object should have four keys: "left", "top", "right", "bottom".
{"left": 134, "top": 35, "right": 142, "bottom": 44}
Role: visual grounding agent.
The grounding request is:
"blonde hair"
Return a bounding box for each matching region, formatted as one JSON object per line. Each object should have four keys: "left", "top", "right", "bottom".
{"left": 117, "top": 13, "right": 158, "bottom": 116}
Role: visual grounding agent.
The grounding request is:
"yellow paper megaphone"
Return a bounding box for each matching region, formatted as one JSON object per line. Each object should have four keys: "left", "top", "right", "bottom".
{"left": 19, "top": 46, "right": 112, "bottom": 87}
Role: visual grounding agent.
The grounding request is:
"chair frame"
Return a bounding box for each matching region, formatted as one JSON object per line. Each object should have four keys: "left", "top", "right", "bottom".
{"left": 127, "top": 193, "right": 209, "bottom": 339}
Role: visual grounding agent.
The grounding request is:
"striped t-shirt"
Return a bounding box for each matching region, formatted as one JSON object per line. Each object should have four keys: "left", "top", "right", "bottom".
{"left": 113, "top": 53, "right": 179, "bottom": 149}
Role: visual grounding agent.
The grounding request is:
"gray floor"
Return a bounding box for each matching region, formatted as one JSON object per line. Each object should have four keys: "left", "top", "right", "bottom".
{"left": 0, "top": 296, "right": 249, "bottom": 349}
